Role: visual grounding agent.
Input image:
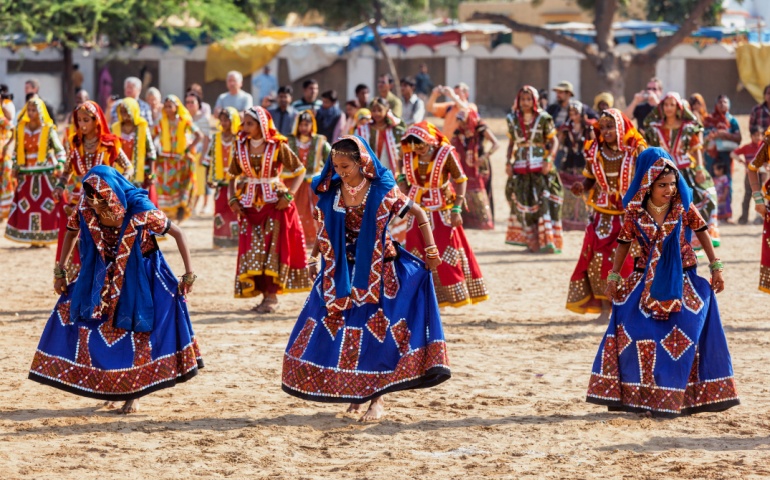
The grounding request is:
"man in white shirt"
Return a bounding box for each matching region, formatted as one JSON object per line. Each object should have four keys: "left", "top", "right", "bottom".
{"left": 214, "top": 71, "right": 254, "bottom": 116}
{"left": 400, "top": 76, "right": 425, "bottom": 126}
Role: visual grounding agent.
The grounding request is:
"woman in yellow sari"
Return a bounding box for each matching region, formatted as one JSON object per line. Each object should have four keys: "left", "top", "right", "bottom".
{"left": 153, "top": 95, "right": 203, "bottom": 222}
{"left": 5, "top": 98, "right": 65, "bottom": 245}
{"left": 113, "top": 97, "right": 157, "bottom": 204}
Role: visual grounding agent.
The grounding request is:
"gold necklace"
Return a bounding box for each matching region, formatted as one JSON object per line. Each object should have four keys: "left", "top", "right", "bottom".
{"left": 648, "top": 200, "right": 670, "bottom": 215}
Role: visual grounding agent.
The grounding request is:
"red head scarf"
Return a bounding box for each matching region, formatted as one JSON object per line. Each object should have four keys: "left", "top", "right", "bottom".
{"left": 595, "top": 108, "right": 644, "bottom": 152}
{"left": 513, "top": 86, "right": 540, "bottom": 114}
{"left": 242, "top": 106, "right": 287, "bottom": 144}
{"left": 69, "top": 100, "right": 121, "bottom": 166}
{"left": 401, "top": 121, "right": 450, "bottom": 152}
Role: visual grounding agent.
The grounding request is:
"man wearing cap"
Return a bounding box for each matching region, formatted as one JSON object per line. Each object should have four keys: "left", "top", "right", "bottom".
{"left": 426, "top": 82, "right": 478, "bottom": 139}
{"left": 546, "top": 81, "right": 597, "bottom": 128}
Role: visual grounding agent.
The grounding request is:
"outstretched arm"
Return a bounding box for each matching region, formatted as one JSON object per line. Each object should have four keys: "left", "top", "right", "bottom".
{"left": 166, "top": 222, "right": 196, "bottom": 295}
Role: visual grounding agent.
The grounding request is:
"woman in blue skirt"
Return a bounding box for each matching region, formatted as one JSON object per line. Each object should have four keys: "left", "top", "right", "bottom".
{"left": 586, "top": 147, "right": 738, "bottom": 416}
{"left": 281, "top": 135, "right": 451, "bottom": 421}
{"left": 28, "top": 165, "right": 203, "bottom": 414}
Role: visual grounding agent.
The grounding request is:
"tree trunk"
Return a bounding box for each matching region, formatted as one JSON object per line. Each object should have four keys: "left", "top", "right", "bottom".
{"left": 594, "top": 53, "right": 628, "bottom": 109}
{"left": 371, "top": 20, "right": 401, "bottom": 99}
{"left": 61, "top": 45, "right": 74, "bottom": 114}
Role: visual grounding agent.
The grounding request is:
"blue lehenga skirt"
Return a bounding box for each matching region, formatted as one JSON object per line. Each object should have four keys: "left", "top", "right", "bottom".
{"left": 282, "top": 248, "right": 451, "bottom": 404}
{"left": 586, "top": 268, "right": 739, "bottom": 416}
{"left": 28, "top": 251, "right": 204, "bottom": 401}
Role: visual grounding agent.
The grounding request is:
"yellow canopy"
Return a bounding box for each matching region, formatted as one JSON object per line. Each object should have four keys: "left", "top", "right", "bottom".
{"left": 736, "top": 43, "right": 770, "bottom": 103}
{"left": 205, "top": 33, "right": 284, "bottom": 83}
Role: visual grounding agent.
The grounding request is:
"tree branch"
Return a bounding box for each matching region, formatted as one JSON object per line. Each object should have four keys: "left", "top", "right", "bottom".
{"left": 470, "top": 12, "right": 598, "bottom": 61}
{"left": 593, "top": 0, "right": 616, "bottom": 53}
{"left": 635, "top": 0, "right": 718, "bottom": 64}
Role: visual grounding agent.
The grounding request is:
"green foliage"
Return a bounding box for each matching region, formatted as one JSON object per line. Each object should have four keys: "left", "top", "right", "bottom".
{"left": 0, "top": 0, "right": 253, "bottom": 48}
{"left": 646, "top": 0, "right": 726, "bottom": 26}
{"left": 270, "top": 0, "right": 429, "bottom": 28}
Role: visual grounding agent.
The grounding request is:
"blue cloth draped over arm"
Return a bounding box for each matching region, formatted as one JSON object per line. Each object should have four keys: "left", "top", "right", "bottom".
{"left": 312, "top": 135, "right": 396, "bottom": 299}
{"left": 69, "top": 165, "right": 159, "bottom": 331}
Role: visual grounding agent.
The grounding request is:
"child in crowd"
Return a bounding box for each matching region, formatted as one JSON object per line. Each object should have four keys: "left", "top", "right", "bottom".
{"left": 731, "top": 125, "right": 765, "bottom": 224}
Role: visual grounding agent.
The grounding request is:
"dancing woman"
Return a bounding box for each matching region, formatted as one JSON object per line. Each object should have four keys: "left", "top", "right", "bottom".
{"left": 282, "top": 136, "right": 450, "bottom": 421}
{"left": 154, "top": 95, "right": 203, "bottom": 222}
{"left": 228, "top": 106, "right": 311, "bottom": 313}
{"left": 586, "top": 147, "right": 738, "bottom": 416}
{"left": 205, "top": 106, "right": 240, "bottom": 248}
{"left": 505, "top": 86, "right": 563, "bottom": 252}
{"left": 287, "top": 109, "right": 331, "bottom": 246}
{"left": 113, "top": 98, "right": 157, "bottom": 204}
{"left": 452, "top": 109, "right": 499, "bottom": 230}
{"left": 5, "top": 98, "right": 65, "bottom": 245}
{"left": 566, "top": 109, "right": 645, "bottom": 320}
{"left": 399, "top": 121, "right": 489, "bottom": 307}
{"left": 54, "top": 100, "right": 134, "bottom": 279}
{"left": 29, "top": 166, "right": 203, "bottom": 414}
{"left": 644, "top": 92, "right": 719, "bottom": 248}
{"left": 747, "top": 127, "right": 770, "bottom": 293}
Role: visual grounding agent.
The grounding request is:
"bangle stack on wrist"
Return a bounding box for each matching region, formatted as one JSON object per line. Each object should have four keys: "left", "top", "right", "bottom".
{"left": 753, "top": 191, "right": 765, "bottom": 205}
{"left": 53, "top": 264, "right": 67, "bottom": 280}
{"left": 228, "top": 197, "right": 240, "bottom": 205}
{"left": 607, "top": 271, "right": 622, "bottom": 283}
{"left": 284, "top": 191, "right": 294, "bottom": 202}
{"left": 451, "top": 205, "right": 463, "bottom": 214}
{"left": 709, "top": 258, "right": 724, "bottom": 273}
{"left": 424, "top": 245, "right": 440, "bottom": 260}
{"left": 181, "top": 272, "right": 197, "bottom": 285}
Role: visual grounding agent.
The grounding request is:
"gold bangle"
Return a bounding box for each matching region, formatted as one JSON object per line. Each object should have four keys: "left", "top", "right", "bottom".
{"left": 418, "top": 221, "right": 430, "bottom": 229}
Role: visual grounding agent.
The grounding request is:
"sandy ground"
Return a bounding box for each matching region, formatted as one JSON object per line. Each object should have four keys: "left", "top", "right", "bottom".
{"left": 1, "top": 116, "right": 770, "bottom": 479}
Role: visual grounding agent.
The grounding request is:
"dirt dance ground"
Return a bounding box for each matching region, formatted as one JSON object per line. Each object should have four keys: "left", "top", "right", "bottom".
{"left": 1, "top": 116, "right": 769, "bottom": 479}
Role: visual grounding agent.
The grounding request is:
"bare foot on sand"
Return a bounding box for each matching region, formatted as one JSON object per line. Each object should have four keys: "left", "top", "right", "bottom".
{"left": 118, "top": 399, "right": 139, "bottom": 414}
{"left": 359, "top": 396, "right": 385, "bottom": 422}
{"left": 346, "top": 403, "right": 364, "bottom": 414}
{"left": 103, "top": 401, "right": 117, "bottom": 410}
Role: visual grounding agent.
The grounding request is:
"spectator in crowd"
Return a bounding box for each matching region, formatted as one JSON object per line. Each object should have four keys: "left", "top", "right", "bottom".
{"left": 72, "top": 64, "right": 84, "bottom": 94}
{"left": 689, "top": 93, "right": 708, "bottom": 125}
{"left": 593, "top": 92, "right": 614, "bottom": 114}
{"left": 185, "top": 91, "right": 213, "bottom": 214}
{"left": 376, "top": 73, "right": 403, "bottom": 118}
{"left": 704, "top": 94, "right": 741, "bottom": 188}
{"left": 342, "top": 100, "right": 360, "bottom": 135}
{"left": 355, "top": 83, "right": 370, "bottom": 110}
{"left": 400, "top": 76, "right": 425, "bottom": 126}
{"left": 291, "top": 79, "right": 322, "bottom": 113}
{"left": 749, "top": 84, "right": 770, "bottom": 132}
{"left": 546, "top": 81, "right": 598, "bottom": 128}
{"left": 623, "top": 77, "right": 663, "bottom": 133}
{"left": 414, "top": 63, "right": 433, "bottom": 99}
{"left": 1, "top": 83, "right": 16, "bottom": 123}
{"left": 24, "top": 78, "right": 56, "bottom": 124}
{"left": 261, "top": 94, "right": 275, "bottom": 109}
{"left": 732, "top": 125, "right": 765, "bottom": 225}
{"left": 214, "top": 70, "right": 254, "bottom": 116}
{"left": 145, "top": 87, "right": 163, "bottom": 126}
{"left": 187, "top": 83, "right": 212, "bottom": 118}
{"left": 316, "top": 90, "right": 345, "bottom": 141}
{"left": 268, "top": 85, "right": 298, "bottom": 136}
{"left": 427, "top": 83, "right": 477, "bottom": 139}
{"left": 538, "top": 89, "right": 550, "bottom": 111}
{"left": 251, "top": 65, "right": 278, "bottom": 108}
{"left": 110, "top": 76, "right": 154, "bottom": 127}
